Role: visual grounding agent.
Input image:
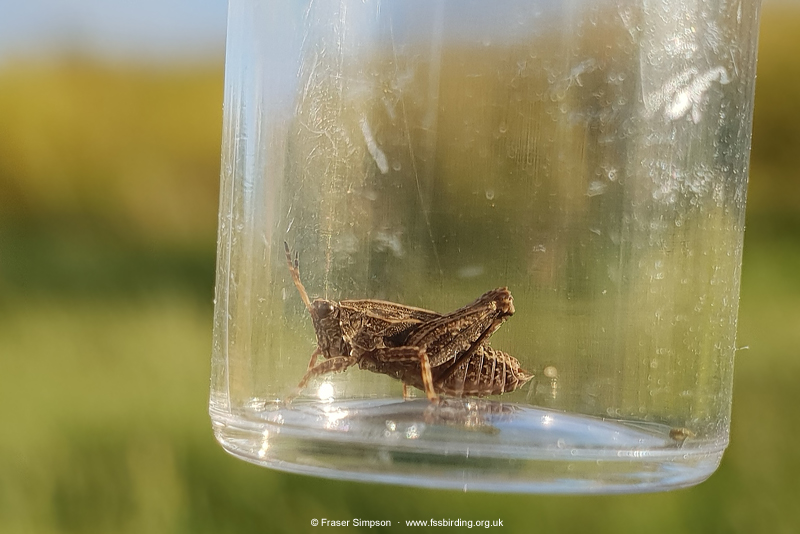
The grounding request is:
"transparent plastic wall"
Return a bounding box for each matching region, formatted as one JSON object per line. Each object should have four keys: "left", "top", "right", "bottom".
{"left": 210, "top": 0, "right": 761, "bottom": 492}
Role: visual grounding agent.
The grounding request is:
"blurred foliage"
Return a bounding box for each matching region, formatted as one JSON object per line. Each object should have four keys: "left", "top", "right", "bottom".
{"left": 748, "top": 5, "right": 800, "bottom": 214}
{"left": 0, "top": 59, "right": 221, "bottom": 244}
{"left": 0, "top": 60, "right": 220, "bottom": 300}
{"left": 0, "top": 3, "right": 799, "bottom": 534}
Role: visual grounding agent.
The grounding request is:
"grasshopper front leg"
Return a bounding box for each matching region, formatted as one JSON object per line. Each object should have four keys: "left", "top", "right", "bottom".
{"left": 305, "top": 347, "right": 321, "bottom": 370}
{"left": 287, "top": 355, "right": 358, "bottom": 401}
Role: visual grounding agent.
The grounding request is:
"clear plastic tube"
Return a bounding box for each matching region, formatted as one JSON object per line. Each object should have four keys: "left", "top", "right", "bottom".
{"left": 210, "top": 0, "right": 761, "bottom": 493}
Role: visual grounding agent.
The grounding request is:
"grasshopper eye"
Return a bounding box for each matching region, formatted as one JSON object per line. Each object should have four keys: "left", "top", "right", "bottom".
{"left": 313, "top": 300, "right": 335, "bottom": 318}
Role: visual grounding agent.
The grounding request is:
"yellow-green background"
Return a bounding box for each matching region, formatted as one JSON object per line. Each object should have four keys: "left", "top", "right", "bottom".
{"left": 1, "top": 4, "right": 798, "bottom": 533}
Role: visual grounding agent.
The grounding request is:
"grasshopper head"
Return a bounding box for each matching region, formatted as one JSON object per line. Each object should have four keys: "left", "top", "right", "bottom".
{"left": 312, "top": 299, "right": 336, "bottom": 319}
{"left": 310, "top": 298, "right": 346, "bottom": 358}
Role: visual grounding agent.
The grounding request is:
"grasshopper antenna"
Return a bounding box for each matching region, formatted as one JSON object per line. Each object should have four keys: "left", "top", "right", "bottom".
{"left": 284, "top": 241, "right": 313, "bottom": 313}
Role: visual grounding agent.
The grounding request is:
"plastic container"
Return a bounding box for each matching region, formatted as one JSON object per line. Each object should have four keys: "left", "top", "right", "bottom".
{"left": 209, "top": 0, "right": 761, "bottom": 493}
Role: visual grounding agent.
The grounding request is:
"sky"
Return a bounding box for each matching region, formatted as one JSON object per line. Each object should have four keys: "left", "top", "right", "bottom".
{"left": 0, "top": 0, "right": 228, "bottom": 64}
{"left": 1, "top": 0, "right": 796, "bottom": 66}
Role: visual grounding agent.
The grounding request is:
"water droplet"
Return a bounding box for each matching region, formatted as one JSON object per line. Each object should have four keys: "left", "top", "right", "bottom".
{"left": 457, "top": 265, "right": 485, "bottom": 279}
{"left": 485, "top": 189, "right": 495, "bottom": 200}
{"left": 586, "top": 181, "right": 607, "bottom": 197}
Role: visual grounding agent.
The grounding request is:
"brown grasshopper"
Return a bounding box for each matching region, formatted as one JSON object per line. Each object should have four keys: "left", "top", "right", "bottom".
{"left": 284, "top": 243, "right": 533, "bottom": 402}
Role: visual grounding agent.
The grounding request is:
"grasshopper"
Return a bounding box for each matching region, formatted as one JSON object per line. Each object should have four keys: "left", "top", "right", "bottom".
{"left": 284, "top": 243, "right": 533, "bottom": 402}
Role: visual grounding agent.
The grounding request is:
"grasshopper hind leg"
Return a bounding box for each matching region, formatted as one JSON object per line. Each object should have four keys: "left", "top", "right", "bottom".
{"left": 361, "top": 346, "right": 439, "bottom": 402}
{"left": 417, "top": 348, "right": 438, "bottom": 402}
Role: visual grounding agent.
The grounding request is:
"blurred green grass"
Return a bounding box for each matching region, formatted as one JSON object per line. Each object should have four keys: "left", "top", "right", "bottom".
{"left": 1, "top": 4, "right": 800, "bottom": 534}
{"left": 1, "top": 218, "right": 797, "bottom": 534}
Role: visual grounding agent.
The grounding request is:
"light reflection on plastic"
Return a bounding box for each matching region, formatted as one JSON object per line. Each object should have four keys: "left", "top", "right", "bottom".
{"left": 616, "top": 450, "right": 650, "bottom": 458}
{"left": 323, "top": 408, "right": 349, "bottom": 430}
{"left": 317, "top": 382, "right": 335, "bottom": 401}
{"left": 541, "top": 414, "right": 554, "bottom": 427}
{"left": 325, "top": 410, "right": 349, "bottom": 422}
{"left": 257, "top": 430, "right": 270, "bottom": 458}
